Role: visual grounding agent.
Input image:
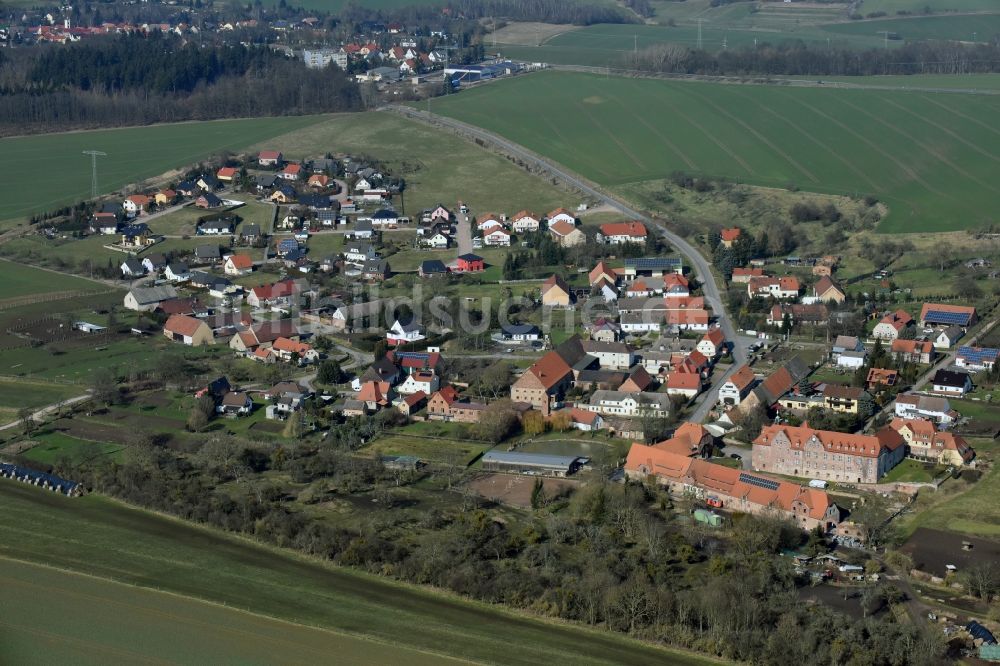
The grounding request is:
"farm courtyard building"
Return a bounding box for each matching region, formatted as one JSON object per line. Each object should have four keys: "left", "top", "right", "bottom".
{"left": 625, "top": 444, "right": 841, "bottom": 531}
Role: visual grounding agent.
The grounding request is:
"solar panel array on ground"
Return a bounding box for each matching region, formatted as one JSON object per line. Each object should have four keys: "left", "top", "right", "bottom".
{"left": 924, "top": 310, "right": 973, "bottom": 326}
{"left": 739, "top": 471, "right": 780, "bottom": 491}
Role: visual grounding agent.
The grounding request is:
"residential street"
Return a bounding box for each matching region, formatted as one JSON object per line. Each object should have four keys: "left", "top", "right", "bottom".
{"left": 455, "top": 210, "right": 473, "bottom": 257}
{"left": 388, "top": 105, "right": 748, "bottom": 372}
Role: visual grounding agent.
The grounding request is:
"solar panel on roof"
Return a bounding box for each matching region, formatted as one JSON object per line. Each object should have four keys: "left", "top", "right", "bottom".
{"left": 625, "top": 257, "right": 682, "bottom": 269}
{"left": 958, "top": 347, "right": 999, "bottom": 362}
{"left": 924, "top": 310, "right": 972, "bottom": 325}
{"left": 739, "top": 472, "right": 780, "bottom": 491}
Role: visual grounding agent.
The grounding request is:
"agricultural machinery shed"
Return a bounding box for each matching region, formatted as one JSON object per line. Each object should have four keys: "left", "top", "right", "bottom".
{"left": 481, "top": 451, "right": 587, "bottom": 477}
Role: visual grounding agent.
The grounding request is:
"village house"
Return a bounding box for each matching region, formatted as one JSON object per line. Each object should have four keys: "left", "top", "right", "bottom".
{"left": 866, "top": 368, "right": 899, "bottom": 391}
{"left": 719, "top": 227, "right": 741, "bottom": 248}
{"left": 223, "top": 254, "right": 254, "bottom": 276}
{"left": 894, "top": 393, "right": 957, "bottom": 424}
{"left": 718, "top": 365, "right": 757, "bottom": 408}
{"left": 589, "top": 261, "right": 619, "bottom": 289}
{"left": 229, "top": 320, "right": 300, "bottom": 353}
{"left": 541, "top": 275, "right": 572, "bottom": 308}
{"left": 931, "top": 369, "right": 973, "bottom": 397}
{"left": 731, "top": 267, "right": 765, "bottom": 284}
{"left": 665, "top": 372, "right": 701, "bottom": 399}
{"left": 821, "top": 385, "right": 872, "bottom": 415}
{"left": 121, "top": 223, "right": 154, "bottom": 248}
{"left": 511, "top": 211, "right": 540, "bottom": 233}
{"left": 889, "top": 418, "right": 975, "bottom": 466}
{"left": 547, "top": 219, "right": 585, "bottom": 247}
{"left": 483, "top": 227, "right": 511, "bottom": 247}
{"left": 584, "top": 390, "right": 672, "bottom": 418}
{"left": 812, "top": 276, "right": 846, "bottom": 304}
{"left": 217, "top": 391, "right": 253, "bottom": 416}
{"left": 476, "top": 213, "right": 503, "bottom": 232}
{"left": 397, "top": 371, "right": 439, "bottom": 395}
{"left": 426, "top": 387, "right": 486, "bottom": 423}
{"left": 329, "top": 300, "right": 383, "bottom": 333}
{"left": 500, "top": 323, "right": 540, "bottom": 343}
{"left": 258, "top": 150, "right": 283, "bottom": 167}
{"left": 597, "top": 221, "right": 647, "bottom": 245}
{"left": 587, "top": 319, "right": 622, "bottom": 343}
{"left": 510, "top": 351, "right": 574, "bottom": 415}
{"left": 566, "top": 407, "right": 603, "bottom": 432}
{"left": 155, "top": 189, "right": 177, "bottom": 206}
{"left": 456, "top": 253, "right": 484, "bottom": 272}
{"left": 873, "top": 310, "right": 914, "bottom": 341}
{"left": 396, "top": 391, "right": 427, "bottom": 417}
{"left": 748, "top": 276, "right": 801, "bottom": 300}
{"left": 934, "top": 326, "right": 964, "bottom": 350}
{"left": 163, "top": 314, "right": 214, "bottom": 346}
{"left": 580, "top": 340, "right": 634, "bottom": 370}
{"left": 123, "top": 285, "right": 178, "bottom": 312}
{"left": 387, "top": 319, "right": 425, "bottom": 345}
{"left": 625, "top": 445, "right": 841, "bottom": 531}
{"left": 768, "top": 304, "right": 829, "bottom": 327}
{"left": 753, "top": 424, "right": 906, "bottom": 484}
{"left": 696, "top": 327, "right": 725, "bottom": 359}
{"left": 123, "top": 194, "right": 151, "bottom": 217}
{"left": 247, "top": 280, "right": 299, "bottom": 309}
{"left": 546, "top": 207, "right": 576, "bottom": 226}
{"left": 343, "top": 243, "right": 379, "bottom": 267}
{"left": 164, "top": 262, "right": 190, "bottom": 282}
{"left": 891, "top": 338, "right": 936, "bottom": 364}
{"left": 268, "top": 337, "right": 319, "bottom": 364}
{"left": 216, "top": 167, "right": 238, "bottom": 183}
{"left": 120, "top": 257, "right": 145, "bottom": 278}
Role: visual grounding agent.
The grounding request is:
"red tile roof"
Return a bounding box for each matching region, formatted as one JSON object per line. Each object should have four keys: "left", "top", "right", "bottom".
{"left": 755, "top": 424, "right": 904, "bottom": 459}
{"left": 227, "top": 254, "right": 253, "bottom": 270}
{"left": 726, "top": 365, "right": 757, "bottom": 391}
{"left": 527, "top": 351, "right": 573, "bottom": 390}
{"left": 599, "top": 221, "right": 647, "bottom": 238}
{"left": 720, "top": 227, "right": 741, "bottom": 242}
{"left": 164, "top": 314, "right": 205, "bottom": 337}
{"left": 548, "top": 219, "right": 577, "bottom": 237}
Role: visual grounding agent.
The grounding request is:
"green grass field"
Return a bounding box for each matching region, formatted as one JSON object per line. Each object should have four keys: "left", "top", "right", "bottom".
{"left": 861, "top": 0, "right": 999, "bottom": 13}
{"left": 0, "top": 261, "right": 105, "bottom": 301}
{"left": 0, "top": 557, "right": 451, "bottom": 666}
{"left": 252, "top": 112, "right": 569, "bottom": 215}
{"left": 0, "top": 115, "right": 325, "bottom": 226}
{"left": 21, "top": 432, "right": 123, "bottom": 465}
{"left": 0, "top": 480, "right": 715, "bottom": 665}
{"left": 428, "top": 71, "right": 1000, "bottom": 232}
{"left": 781, "top": 73, "right": 1000, "bottom": 90}
{"left": 824, "top": 13, "right": 1000, "bottom": 42}
{"left": 904, "top": 464, "right": 1000, "bottom": 537}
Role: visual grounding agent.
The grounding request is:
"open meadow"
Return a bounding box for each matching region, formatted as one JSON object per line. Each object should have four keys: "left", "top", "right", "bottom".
{"left": 0, "top": 557, "right": 452, "bottom": 666}
{"left": 251, "top": 112, "right": 570, "bottom": 214}
{"left": 0, "top": 480, "right": 716, "bottom": 666}
{"left": 0, "top": 115, "right": 326, "bottom": 227}
{"left": 427, "top": 70, "right": 1000, "bottom": 232}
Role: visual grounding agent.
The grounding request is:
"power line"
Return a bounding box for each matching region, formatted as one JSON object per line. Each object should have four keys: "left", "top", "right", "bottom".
{"left": 82, "top": 150, "right": 107, "bottom": 199}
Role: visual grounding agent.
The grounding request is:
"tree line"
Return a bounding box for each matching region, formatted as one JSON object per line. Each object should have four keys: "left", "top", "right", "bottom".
{"left": 625, "top": 40, "right": 1000, "bottom": 77}
{"left": 0, "top": 33, "right": 361, "bottom": 134}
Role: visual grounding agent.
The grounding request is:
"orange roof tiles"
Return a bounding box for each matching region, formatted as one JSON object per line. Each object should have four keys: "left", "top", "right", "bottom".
{"left": 720, "top": 227, "right": 741, "bottom": 242}
{"left": 599, "top": 221, "right": 647, "bottom": 238}
{"left": 727, "top": 365, "right": 757, "bottom": 391}
{"left": 527, "top": 351, "right": 573, "bottom": 390}
{"left": 755, "top": 424, "right": 904, "bottom": 459}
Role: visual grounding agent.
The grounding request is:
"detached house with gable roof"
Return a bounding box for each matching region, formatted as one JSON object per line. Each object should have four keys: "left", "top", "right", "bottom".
{"left": 718, "top": 365, "right": 757, "bottom": 407}
{"left": 890, "top": 418, "right": 975, "bottom": 467}
{"left": 873, "top": 310, "right": 914, "bottom": 341}
{"left": 163, "top": 314, "right": 214, "bottom": 347}
{"left": 510, "top": 351, "right": 573, "bottom": 415}
{"left": 597, "top": 221, "right": 647, "bottom": 245}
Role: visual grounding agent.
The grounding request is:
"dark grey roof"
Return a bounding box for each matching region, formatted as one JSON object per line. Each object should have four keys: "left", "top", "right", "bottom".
{"left": 933, "top": 369, "right": 971, "bottom": 387}
{"left": 195, "top": 245, "right": 221, "bottom": 259}
{"left": 420, "top": 259, "right": 448, "bottom": 274}
{"left": 242, "top": 223, "right": 262, "bottom": 237}
{"left": 501, "top": 323, "right": 539, "bottom": 335}
{"left": 481, "top": 451, "right": 583, "bottom": 469}
{"left": 129, "top": 285, "right": 178, "bottom": 304}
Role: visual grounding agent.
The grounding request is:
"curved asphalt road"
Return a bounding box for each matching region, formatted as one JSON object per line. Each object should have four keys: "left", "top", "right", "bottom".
{"left": 387, "top": 105, "right": 746, "bottom": 421}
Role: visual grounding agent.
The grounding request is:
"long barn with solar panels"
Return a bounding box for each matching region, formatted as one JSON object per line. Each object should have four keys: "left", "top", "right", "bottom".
{"left": 919, "top": 303, "right": 977, "bottom": 328}
{"left": 622, "top": 257, "right": 683, "bottom": 279}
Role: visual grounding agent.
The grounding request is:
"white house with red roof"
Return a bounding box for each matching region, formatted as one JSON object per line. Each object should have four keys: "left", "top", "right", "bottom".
{"left": 597, "top": 221, "right": 647, "bottom": 245}
{"left": 483, "top": 228, "right": 511, "bottom": 247}
{"left": 258, "top": 151, "right": 283, "bottom": 167}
